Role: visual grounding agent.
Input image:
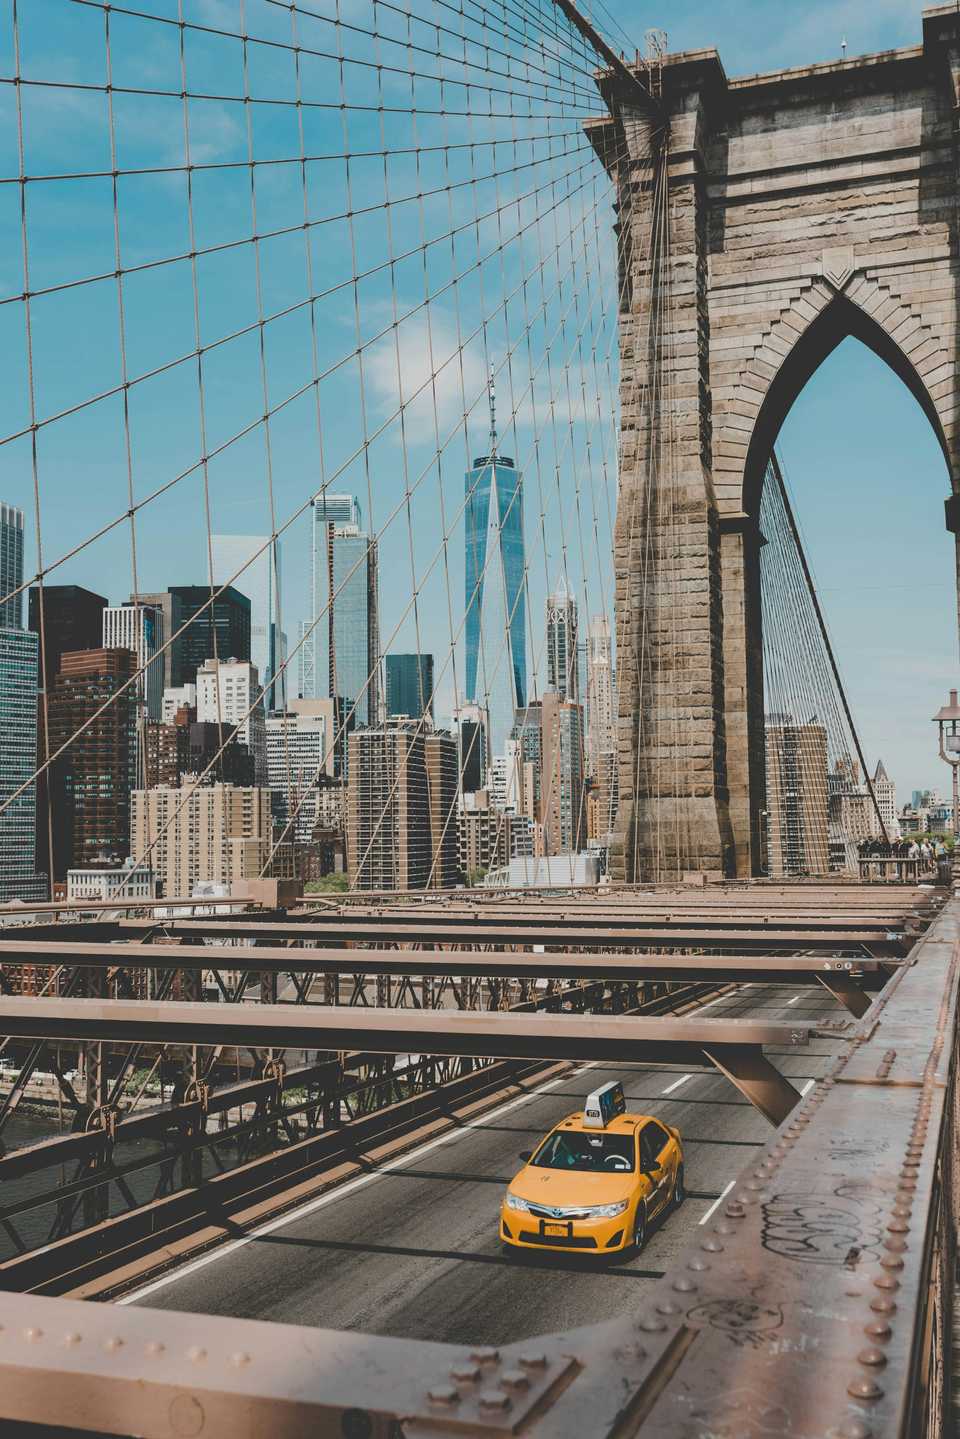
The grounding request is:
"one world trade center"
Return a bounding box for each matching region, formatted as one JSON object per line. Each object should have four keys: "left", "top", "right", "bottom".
{"left": 464, "top": 371, "right": 526, "bottom": 754}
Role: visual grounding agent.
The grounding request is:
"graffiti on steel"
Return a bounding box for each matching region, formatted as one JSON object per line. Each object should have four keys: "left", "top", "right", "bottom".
{"left": 759, "top": 1187, "right": 885, "bottom": 1265}
{"left": 685, "top": 1296, "right": 784, "bottom": 1349}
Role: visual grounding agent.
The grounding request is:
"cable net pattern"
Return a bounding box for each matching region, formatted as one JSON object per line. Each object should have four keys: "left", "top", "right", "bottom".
{"left": 760, "top": 453, "right": 886, "bottom": 877}
{"left": 0, "top": 0, "right": 625, "bottom": 898}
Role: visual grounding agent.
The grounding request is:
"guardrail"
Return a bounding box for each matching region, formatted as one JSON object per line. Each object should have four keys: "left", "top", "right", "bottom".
{"left": 0, "top": 890, "right": 953, "bottom": 1435}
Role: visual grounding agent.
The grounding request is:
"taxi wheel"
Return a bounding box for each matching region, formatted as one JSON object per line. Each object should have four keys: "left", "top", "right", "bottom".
{"left": 673, "top": 1165, "right": 686, "bottom": 1208}
{"left": 632, "top": 1202, "right": 647, "bottom": 1253}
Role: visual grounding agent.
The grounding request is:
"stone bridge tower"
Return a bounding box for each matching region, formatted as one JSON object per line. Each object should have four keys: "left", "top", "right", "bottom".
{"left": 588, "top": 6, "right": 960, "bottom": 883}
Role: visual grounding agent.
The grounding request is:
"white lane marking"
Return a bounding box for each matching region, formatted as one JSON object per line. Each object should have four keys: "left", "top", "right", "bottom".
{"left": 690, "top": 990, "right": 735, "bottom": 1014}
{"left": 787, "top": 995, "right": 800, "bottom": 1006}
{"left": 119, "top": 983, "right": 733, "bottom": 1304}
{"left": 800, "top": 1079, "right": 815, "bottom": 1096}
{"left": 661, "top": 1073, "right": 691, "bottom": 1094}
{"left": 699, "top": 1180, "right": 735, "bottom": 1226}
{"left": 119, "top": 1060, "right": 600, "bottom": 1304}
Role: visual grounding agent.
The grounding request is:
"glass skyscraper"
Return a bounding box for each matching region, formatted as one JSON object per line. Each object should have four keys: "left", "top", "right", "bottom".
{"left": 464, "top": 449, "right": 526, "bottom": 754}
{"left": 302, "top": 495, "right": 379, "bottom": 726}
{"left": 328, "top": 525, "right": 379, "bottom": 726}
{"left": 0, "top": 504, "right": 45, "bottom": 899}
{"left": 385, "top": 653, "right": 434, "bottom": 721}
{"left": 0, "top": 628, "right": 44, "bottom": 900}
{"left": 0, "top": 503, "right": 24, "bottom": 629}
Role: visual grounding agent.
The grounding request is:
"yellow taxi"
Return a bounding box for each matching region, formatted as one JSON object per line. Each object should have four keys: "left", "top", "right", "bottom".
{"left": 499, "top": 1081, "right": 684, "bottom": 1255}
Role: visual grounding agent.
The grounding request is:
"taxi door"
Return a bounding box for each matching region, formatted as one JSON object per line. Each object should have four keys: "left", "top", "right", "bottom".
{"left": 640, "top": 1121, "right": 675, "bottom": 1216}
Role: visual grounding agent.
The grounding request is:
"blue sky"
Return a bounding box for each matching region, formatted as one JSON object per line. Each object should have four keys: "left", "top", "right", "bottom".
{"left": 0, "top": 0, "right": 953, "bottom": 802}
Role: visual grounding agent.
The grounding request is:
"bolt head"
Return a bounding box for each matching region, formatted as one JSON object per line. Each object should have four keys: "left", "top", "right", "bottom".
{"left": 470, "top": 1346, "right": 500, "bottom": 1364}
{"left": 857, "top": 1347, "right": 887, "bottom": 1368}
{"left": 450, "top": 1363, "right": 481, "bottom": 1383}
{"left": 478, "top": 1390, "right": 512, "bottom": 1412}
{"left": 847, "top": 1376, "right": 883, "bottom": 1400}
{"left": 500, "top": 1370, "right": 530, "bottom": 1391}
{"left": 428, "top": 1385, "right": 460, "bottom": 1407}
{"left": 518, "top": 1353, "right": 549, "bottom": 1370}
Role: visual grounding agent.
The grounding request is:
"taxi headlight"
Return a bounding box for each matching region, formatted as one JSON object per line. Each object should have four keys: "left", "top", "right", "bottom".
{"left": 505, "top": 1192, "right": 531, "bottom": 1212}
{"left": 584, "top": 1200, "right": 629, "bottom": 1218}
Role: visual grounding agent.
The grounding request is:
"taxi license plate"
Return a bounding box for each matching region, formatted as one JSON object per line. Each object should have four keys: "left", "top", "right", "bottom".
{"left": 543, "top": 1223, "right": 567, "bottom": 1236}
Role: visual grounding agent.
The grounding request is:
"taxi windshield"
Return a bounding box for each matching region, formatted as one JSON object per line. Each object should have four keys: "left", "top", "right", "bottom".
{"left": 531, "top": 1130, "right": 635, "bottom": 1173}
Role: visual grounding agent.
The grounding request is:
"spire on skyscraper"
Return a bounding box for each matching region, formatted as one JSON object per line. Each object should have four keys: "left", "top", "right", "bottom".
{"left": 488, "top": 363, "right": 497, "bottom": 456}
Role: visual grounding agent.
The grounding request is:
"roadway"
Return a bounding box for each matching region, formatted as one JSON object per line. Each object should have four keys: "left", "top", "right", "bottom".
{"left": 126, "top": 984, "right": 846, "bottom": 1346}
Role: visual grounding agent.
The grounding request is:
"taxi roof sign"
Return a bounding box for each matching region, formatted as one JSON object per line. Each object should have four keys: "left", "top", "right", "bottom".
{"left": 582, "top": 1079, "right": 625, "bottom": 1129}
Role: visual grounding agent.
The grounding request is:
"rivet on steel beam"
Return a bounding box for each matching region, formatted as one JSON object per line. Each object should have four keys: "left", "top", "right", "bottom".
{"left": 886, "top": 1219, "right": 909, "bottom": 1234}
{"left": 428, "top": 1385, "right": 460, "bottom": 1407}
{"left": 500, "top": 1370, "right": 530, "bottom": 1391}
{"left": 672, "top": 1277, "right": 697, "bottom": 1294}
{"left": 701, "top": 1239, "right": 724, "bottom": 1253}
{"left": 145, "top": 1342, "right": 165, "bottom": 1357}
{"left": 880, "top": 1255, "right": 905, "bottom": 1271}
{"left": 229, "top": 1352, "right": 251, "bottom": 1368}
{"left": 724, "top": 1202, "right": 745, "bottom": 1219}
{"left": 103, "top": 1337, "right": 124, "bottom": 1353}
{"left": 62, "top": 1333, "right": 82, "bottom": 1348}
{"left": 687, "top": 1258, "right": 710, "bottom": 1272}
{"left": 518, "top": 1354, "right": 549, "bottom": 1370}
{"left": 470, "top": 1346, "right": 500, "bottom": 1364}
{"left": 882, "top": 1238, "right": 907, "bottom": 1255}
{"left": 24, "top": 1329, "right": 43, "bottom": 1343}
{"left": 869, "top": 1297, "right": 897, "bottom": 1315}
{"left": 864, "top": 1322, "right": 892, "bottom": 1342}
{"left": 656, "top": 1300, "right": 681, "bottom": 1316}
{"left": 872, "top": 1275, "right": 900, "bottom": 1292}
{"left": 637, "top": 1316, "right": 667, "bottom": 1333}
{"left": 857, "top": 1348, "right": 887, "bottom": 1368}
{"left": 831, "top": 1420, "right": 872, "bottom": 1439}
{"left": 187, "top": 1346, "right": 207, "bottom": 1363}
{"left": 450, "top": 1364, "right": 481, "bottom": 1384}
{"left": 847, "top": 1377, "right": 883, "bottom": 1401}
{"left": 714, "top": 1223, "right": 736, "bottom": 1236}
{"left": 478, "top": 1390, "right": 512, "bottom": 1412}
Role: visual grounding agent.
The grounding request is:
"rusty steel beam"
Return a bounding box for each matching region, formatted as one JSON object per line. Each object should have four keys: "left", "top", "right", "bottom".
{"left": 0, "top": 940, "right": 887, "bottom": 1013}
{"left": 0, "top": 997, "right": 814, "bottom": 1122}
{"left": 116, "top": 917, "right": 909, "bottom": 953}
{"left": 158, "top": 907, "right": 912, "bottom": 932}
{"left": 0, "top": 900, "right": 952, "bottom": 1436}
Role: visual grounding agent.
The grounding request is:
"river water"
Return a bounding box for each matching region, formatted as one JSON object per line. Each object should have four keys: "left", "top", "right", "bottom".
{"left": 0, "top": 1107, "right": 248, "bottom": 1262}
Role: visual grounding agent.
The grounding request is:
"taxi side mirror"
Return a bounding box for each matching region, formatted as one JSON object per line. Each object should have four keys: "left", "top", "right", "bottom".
{"left": 518, "top": 1150, "right": 533, "bottom": 1162}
